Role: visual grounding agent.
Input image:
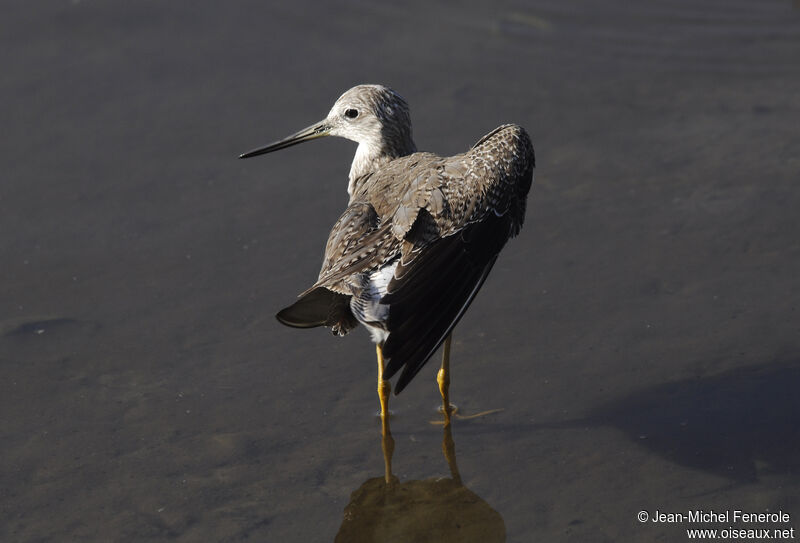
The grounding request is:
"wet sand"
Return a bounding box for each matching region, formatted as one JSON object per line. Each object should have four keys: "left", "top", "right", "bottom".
{"left": 2, "top": 1, "right": 800, "bottom": 541}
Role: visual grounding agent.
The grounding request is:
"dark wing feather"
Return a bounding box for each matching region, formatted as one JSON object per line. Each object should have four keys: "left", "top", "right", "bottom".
{"left": 382, "top": 212, "right": 513, "bottom": 393}
{"left": 276, "top": 287, "right": 358, "bottom": 336}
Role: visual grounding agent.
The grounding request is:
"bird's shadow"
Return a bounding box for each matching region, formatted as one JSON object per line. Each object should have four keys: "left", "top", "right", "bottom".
{"left": 334, "top": 424, "right": 506, "bottom": 543}
{"left": 574, "top": 358, "right": 800, "bottom": 483}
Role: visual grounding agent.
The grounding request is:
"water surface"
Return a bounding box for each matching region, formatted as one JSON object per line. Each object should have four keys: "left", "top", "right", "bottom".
{"left": 2, "top": 1, "right": 799, "bottom": 541}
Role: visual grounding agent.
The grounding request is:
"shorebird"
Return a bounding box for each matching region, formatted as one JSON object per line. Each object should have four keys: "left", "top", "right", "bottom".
{"left": 240, "top": 85, "right": 534, "bottom": 429}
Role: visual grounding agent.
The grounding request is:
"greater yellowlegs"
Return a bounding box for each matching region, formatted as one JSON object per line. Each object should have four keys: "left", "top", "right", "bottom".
{"left": 240, "top": 85, "right": 534, "bottom": 429}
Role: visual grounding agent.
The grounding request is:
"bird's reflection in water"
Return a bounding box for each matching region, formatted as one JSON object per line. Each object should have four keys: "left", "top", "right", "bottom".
{"left": 335, "top": 417, "right": 505, "bottom": 542}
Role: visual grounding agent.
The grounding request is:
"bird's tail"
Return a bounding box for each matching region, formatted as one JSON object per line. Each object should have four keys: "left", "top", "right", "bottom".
{"left": 276, "top": 287, "right": 358, "bottom": 336}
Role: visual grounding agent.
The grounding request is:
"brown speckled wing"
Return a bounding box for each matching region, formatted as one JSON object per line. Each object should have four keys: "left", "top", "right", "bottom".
{"left": 303, "top": 202, "right": 397, "bottom": 295}
{"left": 379, "top": 125, "right": 535, "bottom": 393}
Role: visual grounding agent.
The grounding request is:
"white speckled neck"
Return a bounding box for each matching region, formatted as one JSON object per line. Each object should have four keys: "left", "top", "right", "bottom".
{"left": 347, "top": 142, "right": 393, "bottom": 197}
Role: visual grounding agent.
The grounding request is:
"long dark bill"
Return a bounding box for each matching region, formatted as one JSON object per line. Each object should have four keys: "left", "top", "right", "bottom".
{"left": 239, "top": 121, "right": 330, "bottom": 159}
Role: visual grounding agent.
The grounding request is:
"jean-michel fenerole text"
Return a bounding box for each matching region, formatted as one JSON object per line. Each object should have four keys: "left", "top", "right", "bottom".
{"left": 650, "top": 510, "right": 790, "bottom": 524}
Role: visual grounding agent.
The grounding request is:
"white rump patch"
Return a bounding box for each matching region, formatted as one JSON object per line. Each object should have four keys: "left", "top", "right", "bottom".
{"left": 351, "top": 261, "right": 398, "bottom": 344}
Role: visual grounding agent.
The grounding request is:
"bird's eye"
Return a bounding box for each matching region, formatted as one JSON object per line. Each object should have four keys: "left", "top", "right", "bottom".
{"left": 344, "top": 108, "right": 359, "bottom": 119}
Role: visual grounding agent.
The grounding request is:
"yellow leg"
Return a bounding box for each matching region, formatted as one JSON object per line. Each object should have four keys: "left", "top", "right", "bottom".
{"left": 376, "top": 344, "right": 394, "bottom": 484}
{"left": 437, "top": 333, "right": 454, "bottom": 427}
{"left": 430, "top": 333, "right": 505, "bottom": 425}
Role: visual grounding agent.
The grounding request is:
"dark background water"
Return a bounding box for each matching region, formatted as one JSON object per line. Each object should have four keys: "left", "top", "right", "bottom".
{"left": 2, "top": 1, "right": 799, "bottom": 541}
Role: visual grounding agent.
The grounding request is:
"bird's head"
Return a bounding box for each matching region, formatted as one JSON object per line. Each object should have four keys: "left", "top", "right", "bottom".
{"left": 239, "top": 84, "right": 415, "bottom": 160}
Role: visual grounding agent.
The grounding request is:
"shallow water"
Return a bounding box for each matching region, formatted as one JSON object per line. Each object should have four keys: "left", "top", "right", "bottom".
{"left": 2, "top": 1, "right": 800, "bottom": 541}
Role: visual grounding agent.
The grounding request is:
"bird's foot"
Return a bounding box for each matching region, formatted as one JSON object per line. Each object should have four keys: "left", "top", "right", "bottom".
{"left": 429, "top": 404, "right": 504, "bottom": 425}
